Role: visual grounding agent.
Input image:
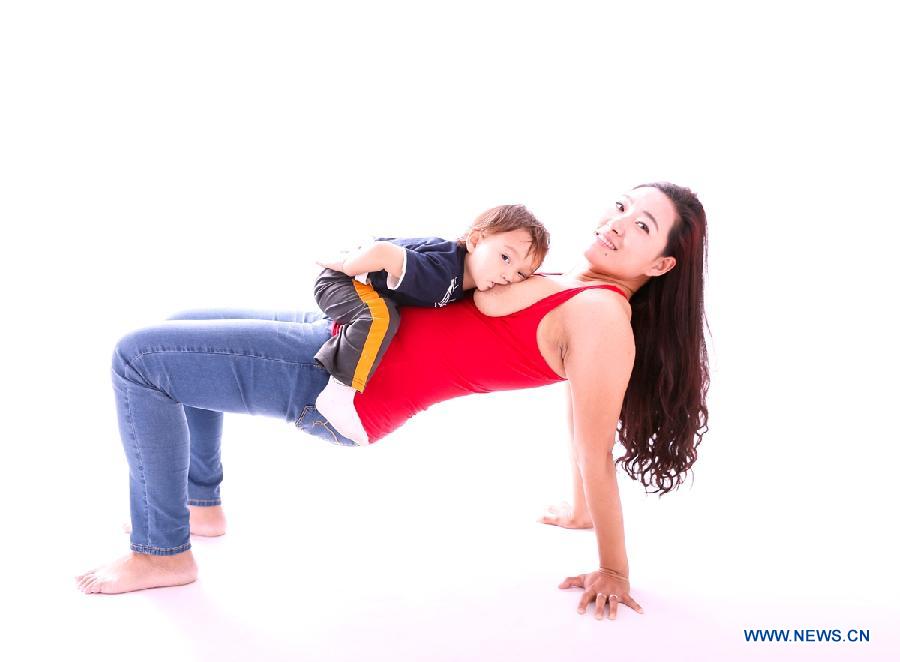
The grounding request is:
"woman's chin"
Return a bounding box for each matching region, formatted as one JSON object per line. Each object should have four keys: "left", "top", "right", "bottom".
{"left": 584, "top": 251, "right": 620, "bottom": 272}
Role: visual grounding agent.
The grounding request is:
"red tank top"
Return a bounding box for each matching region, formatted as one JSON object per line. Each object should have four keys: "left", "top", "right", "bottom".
{"left": 350, "top": 283, "right": 627, "bottom": 443}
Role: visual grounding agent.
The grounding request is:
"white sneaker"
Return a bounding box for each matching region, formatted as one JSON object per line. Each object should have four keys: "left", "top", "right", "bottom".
{"left": 315, "top": 376, "right": 369, "bottom": 445}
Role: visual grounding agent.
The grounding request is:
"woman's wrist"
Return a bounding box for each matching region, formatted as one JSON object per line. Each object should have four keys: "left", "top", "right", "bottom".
{"left": 598, "top": 567, "right": 629, "bottom": 581}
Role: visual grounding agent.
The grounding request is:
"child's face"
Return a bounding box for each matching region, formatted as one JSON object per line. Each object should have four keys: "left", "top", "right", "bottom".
{"left": 464, "top": 228, "right": 539, "bottom": 291}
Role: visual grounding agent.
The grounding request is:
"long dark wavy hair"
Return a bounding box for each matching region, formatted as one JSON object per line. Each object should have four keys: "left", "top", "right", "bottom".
{"left": 616, "top": 182, "right": 710, "bottom": 496}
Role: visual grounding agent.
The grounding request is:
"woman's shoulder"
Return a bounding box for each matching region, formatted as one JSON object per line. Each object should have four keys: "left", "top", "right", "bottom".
{"left": 559, "top": 283, "right": 634, "bottom": 349}
{"left": 552, "top": 275, "right": 632, "bottom": 320}
{"left": 560, "top": 291, "right": 636, "bottom": 389}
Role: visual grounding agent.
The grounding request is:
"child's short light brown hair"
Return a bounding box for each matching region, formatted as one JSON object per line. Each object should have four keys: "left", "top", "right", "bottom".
{"left": 457, "top": 204, "right": 550, "bottom": 267}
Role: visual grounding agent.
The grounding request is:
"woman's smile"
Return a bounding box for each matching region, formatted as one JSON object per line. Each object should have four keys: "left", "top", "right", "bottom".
{"left": 595, "top": 232, "right": 617, "bottom": 251}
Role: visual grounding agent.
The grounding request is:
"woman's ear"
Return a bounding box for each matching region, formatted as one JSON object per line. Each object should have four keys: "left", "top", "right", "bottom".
{"left": 465, "top": 230, "right": 483, "bottom": 252}
{"left": 646, "top": 255, "right": 676, "bottom": 278}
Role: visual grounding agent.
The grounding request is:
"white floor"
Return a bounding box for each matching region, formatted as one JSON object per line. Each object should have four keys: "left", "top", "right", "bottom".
{"left": 6, "top": 387, "right": 899, "bottom": 661}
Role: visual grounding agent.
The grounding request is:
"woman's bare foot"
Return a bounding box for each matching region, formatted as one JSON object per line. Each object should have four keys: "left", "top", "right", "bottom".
{"left": 121, "top": 505, "right": 226, "bottom": 537}
{"left": 538, "top": 502, "right": 593, "bottom": 529}
{"left": 76, "top": 550, "right": 198, "bottom": 594}
{"left": 187, "top": 505, "right": 227, "bottom": 537}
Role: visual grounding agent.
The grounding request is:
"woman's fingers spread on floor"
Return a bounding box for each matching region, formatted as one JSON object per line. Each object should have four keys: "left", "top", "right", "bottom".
{"left": 559, "top": 575, "right": 585, "bottom": 589}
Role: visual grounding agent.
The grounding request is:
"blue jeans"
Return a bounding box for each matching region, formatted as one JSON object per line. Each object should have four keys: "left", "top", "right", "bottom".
{"left": 111, "top": 307, "right": 357, "bottom": 556}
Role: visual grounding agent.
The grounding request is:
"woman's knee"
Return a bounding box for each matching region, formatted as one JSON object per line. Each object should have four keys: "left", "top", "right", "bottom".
{"left": 163, "top": 308, "right": 275, "bottom": 322}
{"left": 165, "top": 309, "right": 205, "bottom": 321}
{"left": 111, "top": 326, "right": 163, "bottom": 377}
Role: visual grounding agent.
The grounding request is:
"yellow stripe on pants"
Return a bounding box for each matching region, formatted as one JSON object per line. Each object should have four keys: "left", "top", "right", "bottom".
{"left": 351, "top": 280, "right": 391, "bottom": 392}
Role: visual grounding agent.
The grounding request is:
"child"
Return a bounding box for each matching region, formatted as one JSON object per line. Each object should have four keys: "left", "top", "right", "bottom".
{"left": 313, "top": 204, "right": 550, "bottom": 444}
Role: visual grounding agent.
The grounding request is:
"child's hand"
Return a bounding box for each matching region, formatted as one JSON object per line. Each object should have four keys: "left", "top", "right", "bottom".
{"left": 316, "top": 251, "right": 351, "bottom": 273}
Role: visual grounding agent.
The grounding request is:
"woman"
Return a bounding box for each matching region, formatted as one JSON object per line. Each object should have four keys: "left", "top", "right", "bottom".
{"left": 77, "top": 181, "right": 709, "bottom": 622}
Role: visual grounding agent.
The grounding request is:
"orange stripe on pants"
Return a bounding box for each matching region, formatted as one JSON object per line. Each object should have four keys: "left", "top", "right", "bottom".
{"left": 351, "top": 280, "right": 391, "bottom": 391}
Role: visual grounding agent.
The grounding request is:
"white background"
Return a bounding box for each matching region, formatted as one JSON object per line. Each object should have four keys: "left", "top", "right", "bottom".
{"left": 2, "top": 1, "right": 898, "bottom": 660}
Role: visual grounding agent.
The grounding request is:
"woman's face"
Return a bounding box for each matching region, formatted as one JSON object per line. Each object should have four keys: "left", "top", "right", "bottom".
{"left": 585, "top": 186, "right": 678, "bottom": 280}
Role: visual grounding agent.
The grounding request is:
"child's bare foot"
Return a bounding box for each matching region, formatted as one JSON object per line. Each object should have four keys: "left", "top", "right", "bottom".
{"left": 121, "top": 505, "right": 227, "bottom": 537}
{"left": 538, "top": 502, "right": 593, "bottom": 529}
{"left": 76, "top": 550, "right": 197, "bottom": 594}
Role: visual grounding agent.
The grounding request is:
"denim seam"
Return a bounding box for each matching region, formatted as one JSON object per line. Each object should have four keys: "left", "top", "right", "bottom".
{"left": 295, "top": 405, "right": 351, "bottom": 446}
{"left": 130, "top": 541, "right": 192, "bottom": 554}
{"left": 294, "top": 405, "right": 314, "bottom": 428}
{"left": 122, "top": 384, "right": 152, "bottom": 547}
{"left": 187, "top": 499, "right": 221, "bottom": 505}
{"left": 129, "top": 348, "right": 322, "bottom": 369}
{"left": 310, "top": 420, "right": 339, "bottom": 444}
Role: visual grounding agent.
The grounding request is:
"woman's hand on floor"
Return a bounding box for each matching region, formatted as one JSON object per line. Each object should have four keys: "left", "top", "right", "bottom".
{"left": 559, "top": 570, "right": 644, "bottom": 620}
{"left": 537, "top": 501, "right": 593, "bottom": 529}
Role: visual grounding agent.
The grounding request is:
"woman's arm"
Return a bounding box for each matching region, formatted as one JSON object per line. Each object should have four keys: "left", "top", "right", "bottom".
{"left": 566, "top": 383, "right": 593, "bottom": 528}
{"left": 540, "top": 385, "right": 594, "bottom": 528}
{"left": 559, "top": 291, "right": 644, "bottom": 619}
{"left": 564, "top": 384, "right": 593, "bottom": 525}
{"left": 563, "top": 295, "right": 634, "bottom": 573}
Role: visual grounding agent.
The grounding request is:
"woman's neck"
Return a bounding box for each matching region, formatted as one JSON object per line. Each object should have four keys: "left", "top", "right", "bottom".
{"left": 562, "top": 262, "right": 644, "bottom": 300}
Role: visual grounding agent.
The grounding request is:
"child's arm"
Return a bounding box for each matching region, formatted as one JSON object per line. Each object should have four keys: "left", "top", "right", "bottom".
{"left": 317, "top": 241, "right": 405, "bottom": 281}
